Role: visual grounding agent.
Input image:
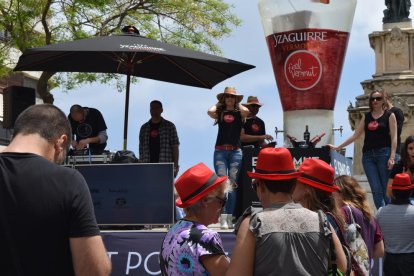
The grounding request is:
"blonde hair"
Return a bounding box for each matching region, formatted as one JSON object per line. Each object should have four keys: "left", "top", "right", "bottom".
{"left": 333, "top": 175, "right": 373, "bottom": 220}
{"left": 184, "top": 179, "right": 232, "bottom": 216}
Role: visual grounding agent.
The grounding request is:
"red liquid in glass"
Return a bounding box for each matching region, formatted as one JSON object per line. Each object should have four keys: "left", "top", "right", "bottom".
{"left": 266, "top": 28, "right": 349, "bottom": 111}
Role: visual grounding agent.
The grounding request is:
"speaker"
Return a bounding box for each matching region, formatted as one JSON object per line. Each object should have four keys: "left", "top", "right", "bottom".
{"left": 3, "top": 86, "right": 36, "bottom": 129}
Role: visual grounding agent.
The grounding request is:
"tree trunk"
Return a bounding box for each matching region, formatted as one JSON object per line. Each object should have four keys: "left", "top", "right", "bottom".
{"left": 37, "top": 71, "right": 56, "bottom": 104}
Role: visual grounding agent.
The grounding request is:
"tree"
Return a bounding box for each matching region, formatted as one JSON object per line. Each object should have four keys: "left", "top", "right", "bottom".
{"left": 0, "top": 0, "right": 241, "bottom": 103}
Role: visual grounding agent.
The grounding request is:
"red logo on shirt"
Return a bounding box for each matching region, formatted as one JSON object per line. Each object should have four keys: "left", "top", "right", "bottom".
{"left": 150, "top": 130, "right": 159, "bottom": 138}
{"left": 367, "top": 120, "right": 379, "bottom": 131}
{"left": 251, "top": 123, "right": 260, "bottom": 133}
{"left": 224, "top": 114, "right": 235, "bottom": 123}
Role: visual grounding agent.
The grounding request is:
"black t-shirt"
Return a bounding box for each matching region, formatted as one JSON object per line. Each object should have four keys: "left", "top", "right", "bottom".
{"left": 242, "top": 116, "right": 266, "bottom": 148}
{"left": 0, "top": 153, "right": 100, "bottom": 275}
{"left": 68, "top": 107, "right": 107, "bottom": 154}
{"left": 149, "top": 122, "right": 161, "bottom": 163}
{"left": 215, "top": 110, "right": 243, "bottom": 147}
{"left": 363, "top": 111, "right": 392, "bottom": 152}
{"left": 389, "top": 107, "right": 404, "bottom": 154}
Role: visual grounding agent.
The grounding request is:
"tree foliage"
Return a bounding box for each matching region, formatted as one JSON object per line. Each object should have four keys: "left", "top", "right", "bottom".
{"left": 0, "top": 0, "right": 241, "bottom": 103}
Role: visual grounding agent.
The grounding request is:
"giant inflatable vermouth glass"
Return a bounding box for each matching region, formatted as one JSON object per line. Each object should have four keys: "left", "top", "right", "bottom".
{"left": 258, "top": 0, "right": 357, "bottom": 145}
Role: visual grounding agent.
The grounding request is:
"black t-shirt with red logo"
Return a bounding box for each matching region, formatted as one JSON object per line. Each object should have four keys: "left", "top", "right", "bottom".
{"left": 242, "top": 117, "right": 266, "bottom": 148}
{"left": 149, "top": 122, "right": 160, "bottom": 162}
{"left": 215, "top": 110, "right": 243, "bottom": 147}
{"left": 363, "top": 111, "right": 392, "bottom": 152}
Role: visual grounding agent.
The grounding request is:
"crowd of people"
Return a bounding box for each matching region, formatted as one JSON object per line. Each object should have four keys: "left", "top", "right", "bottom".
{"left": 1, "top": 85, "right": 413, "bottom": 275}
{"left": 159, "top": 87, "right": 414, "bottom": 275}
{"left": 162, "top": 143, "right": 414, "bottom": 276}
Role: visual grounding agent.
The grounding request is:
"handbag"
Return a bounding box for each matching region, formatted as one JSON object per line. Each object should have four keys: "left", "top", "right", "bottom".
{"left": 345, "top": 205, "right": 370, "bottom": 276}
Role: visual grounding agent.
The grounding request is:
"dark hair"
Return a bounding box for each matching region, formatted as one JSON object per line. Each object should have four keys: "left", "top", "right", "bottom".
{"left": 150, "top": 100, "right": 163, "bottom": 108}
{"left": 401, "top": 135, "right": 414, "bottom": 169}
{"left": 69, "top": 104, "right": 83, "bottom": 114}
{"left": 301, "top": 184, "right": 345, "bottom": 228}
{"left": 391, "top": 189, "right": 412, "bottom": 204}
{"left": 368, "top": 90, "right": 386, "bottom": 110}
{"left": 13, "top": 104, "right": 72, "bottom": 150}
{"left": 260, "top": 178, "right": 296, "bottom": 194}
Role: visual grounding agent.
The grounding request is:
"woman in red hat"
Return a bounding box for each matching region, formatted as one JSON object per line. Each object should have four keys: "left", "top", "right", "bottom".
{"left": 333, "top": 175, "right": 385, "bottom": 273}
{"left": 207, "top": 87, "right": 249, "bottom": 229}
{"left": 293, "top": 159, "right": 345, "bottom": 237}
{"left": 226, "top": 148, "right": 347, "bottom": 276}
{"left": 159, "top": 163, "right": 232, "bottom": 276}
{"left": 292, "top": 158, "right": 352, "bottom": 273}
{"left": 377, "top": 173, "right": 414, "bottom": 276}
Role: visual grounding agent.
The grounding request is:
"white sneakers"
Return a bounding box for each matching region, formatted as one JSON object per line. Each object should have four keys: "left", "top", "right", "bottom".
{"left": 220, "top": 214, "right": 229, "bottom": 229}
{"left": 220, "top": 214, "right": 234, "bottom": 229}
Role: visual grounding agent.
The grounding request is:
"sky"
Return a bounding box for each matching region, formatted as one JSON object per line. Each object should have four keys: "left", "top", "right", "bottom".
{"left": 52, "top": 0, "right": 385, "bottom": 177}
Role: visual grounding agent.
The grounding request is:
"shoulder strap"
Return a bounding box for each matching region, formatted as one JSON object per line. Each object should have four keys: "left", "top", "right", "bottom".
{"left": 346, "top": 205, "right": 356, "bottom": 224}
{"left": 318, "top": 210, "right": 337, "bottom": 275}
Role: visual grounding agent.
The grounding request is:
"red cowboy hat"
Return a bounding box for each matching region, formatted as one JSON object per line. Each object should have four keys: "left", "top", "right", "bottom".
{"left": 242, "top": 96, "right": 263, "bottom": 107}
{"left": 175, "top": 162, "right": 228, "bottom": 208}
{"left": 297, "top": 158, "right": 338, "bottom": 193}
{"left": 389, "top": 173, "right": 414, "bottom": 190}
{"left": 216, "top": 87, "right": 243, "bottom": 104}
{"left": 247, "top": 147, "right": 301, "bottom": 180}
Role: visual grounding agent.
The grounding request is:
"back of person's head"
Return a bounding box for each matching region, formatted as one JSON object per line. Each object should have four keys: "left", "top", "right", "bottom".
{"left": 390, "top": 173, "right": 414, "bottom": 204}
{"left": 392, "top": 189, "right": 412, "bottom": 203}
{"left": 150, "top": 100, "right": 163, "bottom": 108}
{"left": 401, "top": 135, "right": 414, "bottom": 169}
{"left": 261, "top": 179, "right": 297, "bottom": 194}
{"left": 13, "top": 104, "right": 72, "bottom": 150}
{"left": 69, "top": 104, "right": 83, "bottom": 114}
{"left": 333, "top": 175, "right": 373, "bottom": 220}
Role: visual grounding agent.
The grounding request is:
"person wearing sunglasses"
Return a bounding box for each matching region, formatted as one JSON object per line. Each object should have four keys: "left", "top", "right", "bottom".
{"left": 207, "top": 87, "right": 249, "bottom": 229}
{"left": 159, "top": 163, "right": 232, "bottom": 276}
{"left": 328, "top": 89, "right": 397, "bottom": 209}
{"left": 240, "top": 96, "right": 274, "bottom": 148}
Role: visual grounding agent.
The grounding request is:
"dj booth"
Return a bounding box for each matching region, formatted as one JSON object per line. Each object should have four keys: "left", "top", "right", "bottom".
{"left": 65, "top": 155, "right": 175, "bottom": 226}
{"left": 234, "top": 147, "right": 353, "bottom": 218}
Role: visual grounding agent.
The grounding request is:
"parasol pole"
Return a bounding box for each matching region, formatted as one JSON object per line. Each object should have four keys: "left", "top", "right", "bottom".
{"left": 123, "top": 69, "right": 131, "bottom": 150}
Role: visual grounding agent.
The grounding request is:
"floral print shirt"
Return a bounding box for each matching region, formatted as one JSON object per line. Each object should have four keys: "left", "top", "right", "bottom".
{"left": 159, "top": 220, "right": 226, "bottom": 275}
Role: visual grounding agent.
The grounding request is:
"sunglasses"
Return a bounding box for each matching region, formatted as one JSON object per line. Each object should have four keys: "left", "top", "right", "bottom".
{"left": 213, "top": 195, "right": 227, "bottom": 208}
{"left": 370, "top": 96, "right": 383, "bottom": 102}
{"left": 248, "top": 105, "right": 260, "bottom": 109}
{"left": 225, "top": 95, "right": 236, "bottom": 99}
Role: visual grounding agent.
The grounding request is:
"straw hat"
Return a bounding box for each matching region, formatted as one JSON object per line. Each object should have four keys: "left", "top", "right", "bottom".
{"left": 297, "top": 159, "right": 338, "bottom": 193}
{"left": 242, "top": 96, "right": 263, "bottom": 107}
{"left": 175, "top": 163, "right": 228, "bottom": 208}
{"left": 216, "top": 87, "right": 243, "bottom": 104}
{"left": 389, "top": 173, "right": 414, "bottom": 190}
{"left": 247, "top": 148, "right": 301, "bottom": 180}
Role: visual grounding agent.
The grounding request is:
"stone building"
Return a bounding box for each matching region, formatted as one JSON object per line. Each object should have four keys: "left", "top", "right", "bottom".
{"left": 348, "top": 14, "right": 414, "bottom": 174}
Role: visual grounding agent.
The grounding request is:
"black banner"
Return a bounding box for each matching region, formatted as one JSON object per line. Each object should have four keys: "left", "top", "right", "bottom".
{"left": 235, "top": 147, "right": 352, "bottom": 218}
{"left": 102, "top": 231, "right": 236, "bottom": 275}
